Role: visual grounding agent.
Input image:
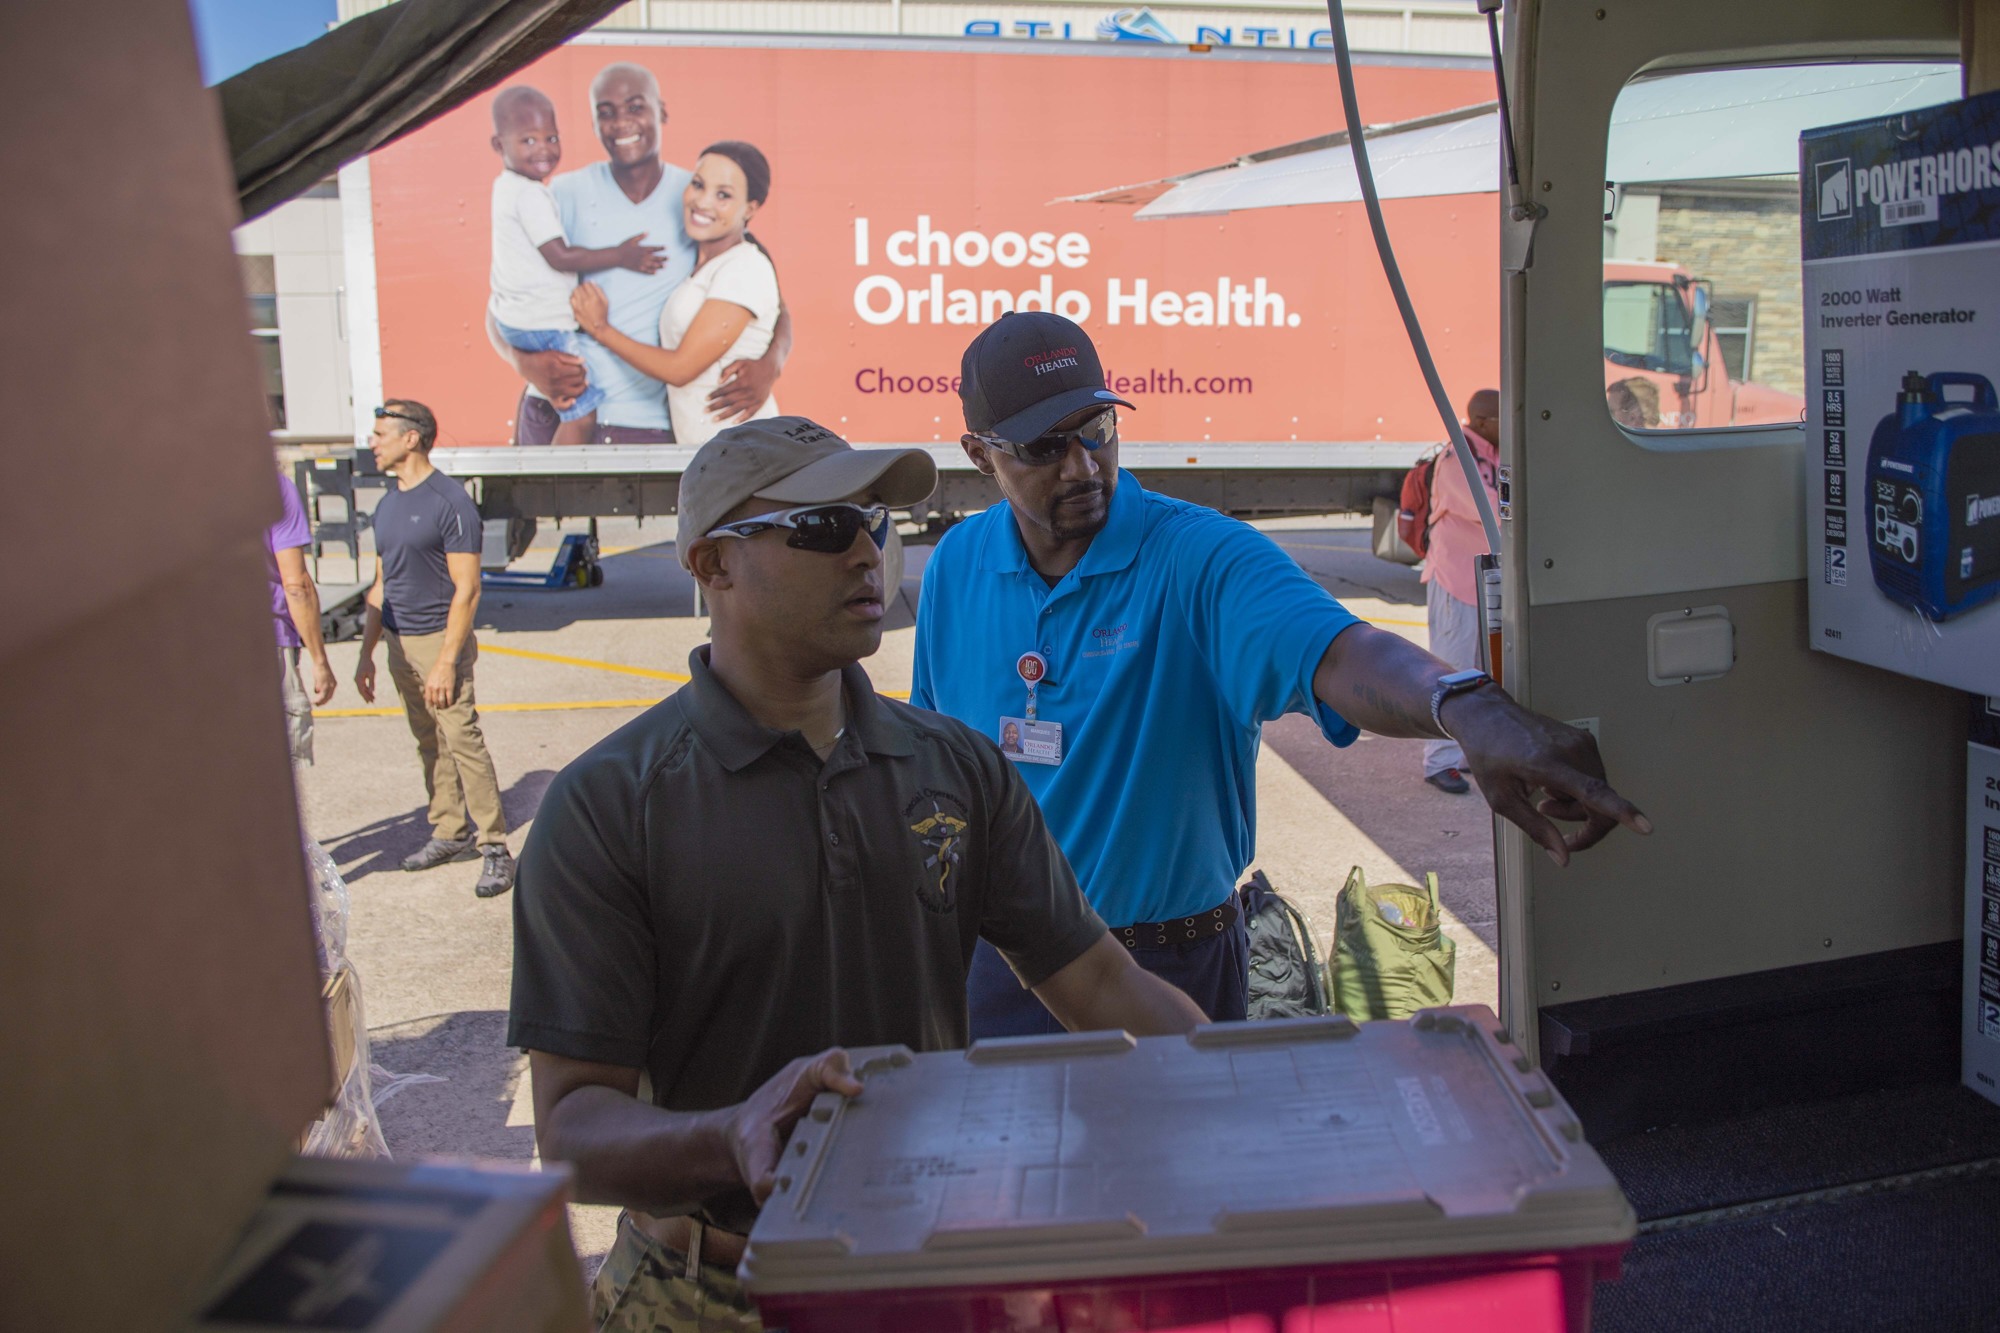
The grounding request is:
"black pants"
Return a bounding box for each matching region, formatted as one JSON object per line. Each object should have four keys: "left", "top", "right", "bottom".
{"left": 513, "top": 388, "right": 674, "bottom": 445}
{"left": 966, "top": 913, "right": 1249, "bottom": 1040}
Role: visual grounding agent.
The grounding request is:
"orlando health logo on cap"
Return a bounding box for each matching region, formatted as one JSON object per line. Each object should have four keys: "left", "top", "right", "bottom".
{"left": 957, "top": 311, "right": 1135, "bottom": 445}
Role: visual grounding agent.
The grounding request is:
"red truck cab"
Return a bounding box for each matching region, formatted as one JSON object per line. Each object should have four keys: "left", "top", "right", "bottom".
{"left": 1602, "top": 259, "right": 1803, "bottom": 429}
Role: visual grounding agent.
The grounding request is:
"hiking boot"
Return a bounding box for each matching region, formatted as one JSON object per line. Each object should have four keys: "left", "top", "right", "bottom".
{"left": 1424, "top": 768, "right": 1471, "bottom": 795}
{"left": 475, "top": 844, "right": 516, "bottom": 899}
{"left": 402, "top": 835, "right": 478, "bottom": 871}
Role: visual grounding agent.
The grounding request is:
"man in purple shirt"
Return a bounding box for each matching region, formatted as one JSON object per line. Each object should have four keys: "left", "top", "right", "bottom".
{"left": 266, "top": 471, "right": 337, "bottom": 763}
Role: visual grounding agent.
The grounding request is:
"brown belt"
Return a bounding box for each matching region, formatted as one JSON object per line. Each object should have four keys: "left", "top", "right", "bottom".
{"left": 631, "top": 1210, "right": 750, "bottom": 1270}
{"left": 1113, "top": 897, "right": 1239, "bottom": 950}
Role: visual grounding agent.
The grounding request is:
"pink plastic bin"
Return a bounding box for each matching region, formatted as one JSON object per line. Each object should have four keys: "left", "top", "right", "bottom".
{"left": 743, "top": 1010, "right": 1634, "bottom": 1333}
{"left": 757, "top": 1245, "right": 1627, "bottom": 1331}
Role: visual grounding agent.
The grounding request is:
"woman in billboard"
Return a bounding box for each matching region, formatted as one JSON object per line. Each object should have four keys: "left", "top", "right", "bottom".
{"left": 571, "top": 141, "right": 781, "bottom": 448}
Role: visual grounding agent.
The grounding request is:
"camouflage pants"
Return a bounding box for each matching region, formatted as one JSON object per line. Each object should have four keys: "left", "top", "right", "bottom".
{"left": 592, "top": 1213, "right": 767, "bottom": 1333}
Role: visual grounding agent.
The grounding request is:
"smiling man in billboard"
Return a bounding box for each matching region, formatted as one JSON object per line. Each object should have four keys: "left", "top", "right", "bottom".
{"left": 486, "top": 63, "right": 792, "bottom": 443}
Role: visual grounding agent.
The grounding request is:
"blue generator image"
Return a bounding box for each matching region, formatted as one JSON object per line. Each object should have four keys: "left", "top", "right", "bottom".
{"left": 1866, "top": 371, "right": 2000, "bottom": 621}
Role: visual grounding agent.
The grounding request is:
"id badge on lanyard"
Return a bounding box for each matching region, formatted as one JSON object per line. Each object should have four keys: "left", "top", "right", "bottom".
{"left": 999, "top": 650, "right": 1062, "bottom": 766}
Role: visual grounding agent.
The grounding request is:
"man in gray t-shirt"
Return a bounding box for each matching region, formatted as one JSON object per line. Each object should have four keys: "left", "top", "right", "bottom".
{"left": 355, "top": 400, "right": 515, "bottom": 898}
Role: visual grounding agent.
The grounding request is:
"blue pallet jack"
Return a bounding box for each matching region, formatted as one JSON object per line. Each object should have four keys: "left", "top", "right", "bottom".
{"left": 481, "top": 529, "right": 604, "bottom": 590}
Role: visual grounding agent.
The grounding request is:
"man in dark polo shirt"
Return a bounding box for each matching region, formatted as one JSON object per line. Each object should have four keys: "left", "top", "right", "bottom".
{"left": 509, "top": 416, "right": 1205, "bottom": 1330}
{"left": 354, "top": 400, "right": 515, "bottom": 898}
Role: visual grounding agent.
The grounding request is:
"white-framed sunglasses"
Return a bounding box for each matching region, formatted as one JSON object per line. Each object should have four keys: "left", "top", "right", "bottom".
{"left": 705, "top": 502, "right": 891, "bottom": 553}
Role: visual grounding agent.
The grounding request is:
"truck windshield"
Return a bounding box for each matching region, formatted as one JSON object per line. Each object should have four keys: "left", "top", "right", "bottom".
{"left": 1603, "top": 282, "right": 1693, "bottom": 377}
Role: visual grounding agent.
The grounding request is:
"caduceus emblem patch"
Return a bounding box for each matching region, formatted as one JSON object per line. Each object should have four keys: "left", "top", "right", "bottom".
{"left": 905, "top": 790, "right": 969, "bottom": 914}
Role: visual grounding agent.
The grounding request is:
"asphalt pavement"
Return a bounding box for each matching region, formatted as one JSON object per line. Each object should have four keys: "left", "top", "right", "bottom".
{"left": 294, "top": 512, "right": 1498, "bottom": 1270}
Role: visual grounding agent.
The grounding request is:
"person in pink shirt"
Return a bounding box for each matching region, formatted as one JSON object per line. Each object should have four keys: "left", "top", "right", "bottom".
{"left": 1420, "top": 389, "right": 1501, "bottom": 794}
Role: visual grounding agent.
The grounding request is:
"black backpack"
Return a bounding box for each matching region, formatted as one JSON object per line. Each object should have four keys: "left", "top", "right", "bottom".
{"left": 1240, "top": 870, "right": 1330, "bottom": 1020}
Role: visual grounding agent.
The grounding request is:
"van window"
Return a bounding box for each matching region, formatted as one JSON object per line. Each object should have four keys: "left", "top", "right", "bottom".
{"left": 1601, "top": 62, "right": 1958, "bottom": 439}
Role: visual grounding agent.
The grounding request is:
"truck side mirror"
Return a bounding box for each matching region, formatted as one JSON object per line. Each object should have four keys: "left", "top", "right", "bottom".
{"left": 1689, "top": 281, "right": 1713, "bottom": 392}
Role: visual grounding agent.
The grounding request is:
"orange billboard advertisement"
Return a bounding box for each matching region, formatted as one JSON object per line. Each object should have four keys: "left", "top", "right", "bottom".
{"left": 367, "top": 38, "right": 1496, "bottom": 448}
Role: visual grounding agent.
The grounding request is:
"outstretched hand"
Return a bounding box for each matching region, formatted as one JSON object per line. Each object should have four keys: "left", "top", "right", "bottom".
{"left": 1447, "top": 691, "right": 1652, "bottom": 865}
{"left": 727, "top": 1048, "right": 863, "bottom": 1205}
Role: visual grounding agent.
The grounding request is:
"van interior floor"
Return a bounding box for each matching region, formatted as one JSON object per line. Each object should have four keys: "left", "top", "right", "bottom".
{"left": 1591, "top": 1081, "right": 2000, "bottom": 1332}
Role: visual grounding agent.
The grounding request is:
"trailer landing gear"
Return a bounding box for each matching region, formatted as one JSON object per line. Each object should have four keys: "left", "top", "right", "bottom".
{"left": 481, "top": 521, "right": 603, "bottom": 590}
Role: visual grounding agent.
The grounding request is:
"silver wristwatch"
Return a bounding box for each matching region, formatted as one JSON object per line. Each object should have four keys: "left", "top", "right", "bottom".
{"left": 1429, "top": 669, "right": 1492, "bottom": 736}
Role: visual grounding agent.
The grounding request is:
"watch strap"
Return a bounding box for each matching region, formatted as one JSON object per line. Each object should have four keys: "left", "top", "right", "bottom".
{"left": 1429, "top": 670, "right": 1492, "bottom": 736}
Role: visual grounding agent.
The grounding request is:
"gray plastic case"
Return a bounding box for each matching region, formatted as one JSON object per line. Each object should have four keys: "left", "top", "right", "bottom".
{"left": 741, "top": 1007, "right": 1635, "bottom": 1295}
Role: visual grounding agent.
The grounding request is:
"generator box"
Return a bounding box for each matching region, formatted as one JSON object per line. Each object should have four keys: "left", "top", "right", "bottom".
{"left": 1969, "top": 697, "right": 2000, "bottom": 1109}
{"left": 187, "top": 1156, "right": 589, "bottom": 1333}
{"left": 741, "top": 1009, "right": 1633, "bottom": 1332}
{"left": 1801, "top": 91, "right": 2000, "bottom": 694}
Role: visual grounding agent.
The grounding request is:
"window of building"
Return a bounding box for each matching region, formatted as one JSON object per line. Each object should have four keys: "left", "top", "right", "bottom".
{"left": 1710, "top": 295, "right": 1757, "bottom": 383}
{"left": 239, "top": 254, "right": 286, "bottom": 430}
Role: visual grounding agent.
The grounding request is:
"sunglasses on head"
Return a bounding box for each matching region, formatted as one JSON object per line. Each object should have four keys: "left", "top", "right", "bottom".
{"left": 373, "top": 406, "right": 422, "bottom": 427}
{"left": 705, "top": 502, "right": 892, "bottom": 554}
{"left": 969, "top": 407, "right": 1117, "bottom": 467}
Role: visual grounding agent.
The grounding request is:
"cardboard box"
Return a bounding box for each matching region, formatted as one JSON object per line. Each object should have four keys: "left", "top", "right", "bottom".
{"left": 0, "top": 0, "right": 289, "bottom": 665}
{"left": 1800, "top": 91, "right": 2000, "bottom": 696}
{"left": 0, "top": 2, "right": 351, "bottom": 1327}
{"left": 324, "top": 964, "right": 360, "bottom": 1106}
{"left": 189, "top": 1157, "right": 590, "bottom": 1333}
{"left": 1968, "top": 696, "right": 2000, "bottom": 1109}
{"left": 0, "top": 548, "right": 333, "bottom": 1331}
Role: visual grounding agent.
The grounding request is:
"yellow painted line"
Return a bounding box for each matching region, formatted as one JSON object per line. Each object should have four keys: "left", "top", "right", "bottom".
{"left": 317, "top": 698, "right": 663, "bottom": 718}
{"left": 481, "top": 643, "right": 691, "bottom": 683}
{"left": 479, "top": 641, "right": 909, "bottom": 697}
{"left": 319, "top": 687, "right": 912, "bottom": 718}
{"left": 1369, "top": 617, "right": 1427, "bottom": 629}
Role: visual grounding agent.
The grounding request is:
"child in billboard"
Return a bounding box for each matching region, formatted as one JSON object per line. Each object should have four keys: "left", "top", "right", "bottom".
{"left": 571, "top": 142, "right": 781, "bottom": 449}
{"left": 488, "top": 85, "right": 667, "bottom": 445}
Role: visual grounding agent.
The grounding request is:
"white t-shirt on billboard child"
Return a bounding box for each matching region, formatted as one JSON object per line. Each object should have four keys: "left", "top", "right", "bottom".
{"left": 489, "top": 170, "right": 578, "bottom": 332}
{"left": 661, "top": 240, "right": 781, "bottom": 448}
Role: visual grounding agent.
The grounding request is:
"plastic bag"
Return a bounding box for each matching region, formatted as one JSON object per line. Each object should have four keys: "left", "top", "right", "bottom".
{"left": 1328, "top": 866, "right": 1456, "bottom": 1021}
{"left": 305, "top": 836, "right": 349, "bottom": 973}
{"left": 299, "top": 837, "right": 392, "bottom": 1159}
{"left": 1241, "top": 871, "right": 1331, "bottom": 1020}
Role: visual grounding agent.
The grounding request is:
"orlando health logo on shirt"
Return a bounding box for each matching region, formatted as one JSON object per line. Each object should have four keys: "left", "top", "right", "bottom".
{"left": 1082, "top": 618, "right": 1141, "bottom": 659}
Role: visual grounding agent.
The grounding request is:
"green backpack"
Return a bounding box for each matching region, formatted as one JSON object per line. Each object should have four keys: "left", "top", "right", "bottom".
{"left": 1329, "top": 866, "right": 1456, "bottom": 1021}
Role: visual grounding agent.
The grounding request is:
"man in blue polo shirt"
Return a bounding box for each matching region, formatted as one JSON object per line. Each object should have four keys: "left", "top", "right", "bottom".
{"left": 912, "top": 313, "right": 1652, "bottom": 1037}
{"left": 488, "top": 62, "right": 790, "bottom": 443}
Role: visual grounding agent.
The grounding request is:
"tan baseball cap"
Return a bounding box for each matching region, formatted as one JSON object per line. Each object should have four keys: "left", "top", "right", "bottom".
{"left": 677, "top": 416, "right": 938, "bottom": 567}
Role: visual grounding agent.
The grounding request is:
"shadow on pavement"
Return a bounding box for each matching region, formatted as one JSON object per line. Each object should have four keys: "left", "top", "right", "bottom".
{"left": 320, "top": 768, "right": 558, "bottom": 881}
{"left": 1261, "top": 714, "right": 1498, "bottom": 949}
{"left": 370, "top": 1009, "right": 534, "bottom": 1163}
{"left": 478, "top": 554, "right": 921, "bottom": 635}
{"left": 1267, "top": 528, "right": 1426, "bottom": 607}
{"left": 478, "top": 543, "right": 700, "bottom": 635}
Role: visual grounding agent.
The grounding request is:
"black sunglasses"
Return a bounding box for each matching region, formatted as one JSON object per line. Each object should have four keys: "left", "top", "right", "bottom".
{"left": 706, "top": 502, "right": 892, "bottom": 554}
{"left": 373, "top": 406, "right": 422, "bottom": 427}
{"left": 969, "top": 407, "right": 1117, "bottom": 467}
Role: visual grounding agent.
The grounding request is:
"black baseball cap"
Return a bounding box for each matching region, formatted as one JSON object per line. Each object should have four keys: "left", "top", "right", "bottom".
{"left": 958, "top": 312, "right": 1135, "bottom": 445}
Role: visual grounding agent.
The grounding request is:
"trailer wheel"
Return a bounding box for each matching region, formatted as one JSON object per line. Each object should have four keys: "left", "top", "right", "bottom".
{"left": 589, "top": 564, "right": 605, "bottom": 587}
